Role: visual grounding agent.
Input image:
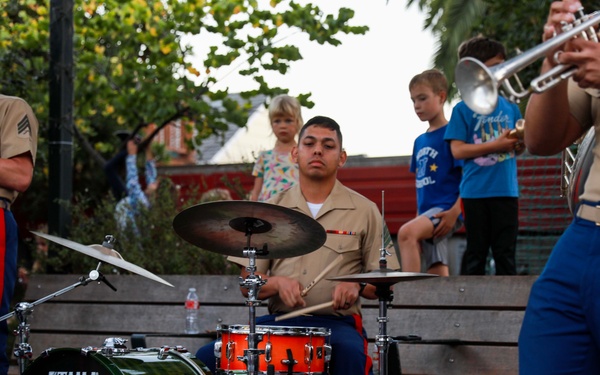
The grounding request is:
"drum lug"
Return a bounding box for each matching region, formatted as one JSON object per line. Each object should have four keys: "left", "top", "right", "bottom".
{"left": 158, "top": 346, "right": 170, "bottom": 360}
{"left": 214, "top": 338, "right": 222, "bottom": 358}
{"left": 324, "top": 344, "right": 332, "bottom": 362}
{"left": 304, "top": 343, "right": 313, "bottom": 364}
{"left": 265, "top": 341, "right": 272, "bottom": 362}
{"left": 226, "top": 341, "right": 235, "bottom": 361}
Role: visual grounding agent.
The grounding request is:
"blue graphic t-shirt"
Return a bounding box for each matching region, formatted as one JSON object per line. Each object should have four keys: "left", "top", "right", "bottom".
{"left": 444, "top": 97, "right": 521, "bottom": 198}
{"left": 410, "top": 125, "right": 463, "bottom": 214}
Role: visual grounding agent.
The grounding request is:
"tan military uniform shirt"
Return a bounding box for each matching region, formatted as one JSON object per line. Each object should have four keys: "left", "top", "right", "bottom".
{"left": 228, "top": 180, "right": 400, "bottom": 316}
{"left": 568, "top": 81, "right": 600, "bottom": 203}
{"left": 0, "top": 95, "right": 39, "bottom": 202}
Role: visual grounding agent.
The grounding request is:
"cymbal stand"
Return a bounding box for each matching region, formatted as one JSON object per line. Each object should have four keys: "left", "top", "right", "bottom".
{"left": 0, "top": 268, "right": 116, "bottom": 374}
{"left": 374, "top": 281, "right": 395, "bottom": 375}
{"left": 237, "top": 222, "right": 269, "bottom": 375}
{"left": 375, "top": 190, "right": 394, "bottom": 375}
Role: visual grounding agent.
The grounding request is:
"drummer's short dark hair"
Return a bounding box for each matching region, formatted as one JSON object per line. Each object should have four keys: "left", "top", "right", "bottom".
{"left": 300, "top": 116, "right": 343, "bottom": 149}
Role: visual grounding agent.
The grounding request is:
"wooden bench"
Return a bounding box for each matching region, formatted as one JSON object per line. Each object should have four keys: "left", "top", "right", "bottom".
{"left": 15, "top": 274, "right": 536, "bottom": 374}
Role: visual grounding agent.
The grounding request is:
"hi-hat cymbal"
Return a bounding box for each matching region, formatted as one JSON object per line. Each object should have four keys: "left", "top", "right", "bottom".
{"left": 32, "top": 231, "right": 173, "bottom": 287}
{"left": 328, "top": 269, "right": 437, "bottom": 285}
{"left": 172, "top": 201, "right": 326, "bottom": 259}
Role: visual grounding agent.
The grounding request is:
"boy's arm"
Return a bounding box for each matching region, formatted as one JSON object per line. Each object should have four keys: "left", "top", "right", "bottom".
{"left": 449, "top": 130, "right": 517, "bottom": 159}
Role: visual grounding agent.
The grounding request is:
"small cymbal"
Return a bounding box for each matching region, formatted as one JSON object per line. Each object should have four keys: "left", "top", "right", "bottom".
{"left": 172, "top": 201, "right": 326, "bottom": 259}
{"left": 328, "top": 269, "right": 437, "bottom": 285}
{"left": 32, "top": 232, "right": 173, "bottom": 287}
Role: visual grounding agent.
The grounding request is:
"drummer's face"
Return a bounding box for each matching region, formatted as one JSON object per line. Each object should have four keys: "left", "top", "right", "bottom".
{"left": 293, "top": 125, "right": 346, "bottom": 179}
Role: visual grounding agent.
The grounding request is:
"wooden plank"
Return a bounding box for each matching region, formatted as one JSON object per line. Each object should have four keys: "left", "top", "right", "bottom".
{"left": 371, "top": 276, "right": 537, "bottom": 308}
{"left": 28, "top": 304, "right": 268, "bottom": 334}
{"left": 397, "top": 344, "right": 518, "bottom": 375}
{"left": 361, "top": 309, "right": 523, "bottom": 344}
{"left": 25, "top": 274, "right": 244, "bottom": 304}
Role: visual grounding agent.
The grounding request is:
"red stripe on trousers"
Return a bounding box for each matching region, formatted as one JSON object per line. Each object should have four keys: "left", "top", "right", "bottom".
{"left": 0, "top": 210, "right": 5, "bottom": 302}
{"left": 353, "top": 314, "right": 373, "bottom": 375}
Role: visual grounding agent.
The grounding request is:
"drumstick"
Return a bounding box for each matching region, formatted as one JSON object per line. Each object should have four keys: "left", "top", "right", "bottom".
{"left": 275, "top": 301, "right": 333, "bottom": 322}
{"left": 301, "top": 254, "right": 343, "bottom": 297}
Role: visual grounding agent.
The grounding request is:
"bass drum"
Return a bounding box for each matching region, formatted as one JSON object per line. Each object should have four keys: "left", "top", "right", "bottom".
{"left": 568, "top": 127, "right": 596, "bottom": 214}
{"left": 22, "top": 347, "right": 212, "bottom": 375}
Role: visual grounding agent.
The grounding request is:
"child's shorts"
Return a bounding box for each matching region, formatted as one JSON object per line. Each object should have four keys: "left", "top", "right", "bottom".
{"left": 420, "top": 207, "right": 463, "bottom": 270}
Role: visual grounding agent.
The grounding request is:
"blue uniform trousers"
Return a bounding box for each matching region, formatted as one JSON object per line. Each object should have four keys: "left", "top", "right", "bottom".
{"left": 519, "top": 215, "right": 600, "bottom": 374}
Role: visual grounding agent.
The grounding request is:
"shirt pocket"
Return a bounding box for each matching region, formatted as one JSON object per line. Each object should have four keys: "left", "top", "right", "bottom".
{"left": 322, "top": 234, "right": 360, "bottom": 255}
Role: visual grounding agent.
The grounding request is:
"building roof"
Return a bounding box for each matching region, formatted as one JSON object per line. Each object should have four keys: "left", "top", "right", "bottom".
{"left": 195, "top": 94, "right": 272, "bottom": 165}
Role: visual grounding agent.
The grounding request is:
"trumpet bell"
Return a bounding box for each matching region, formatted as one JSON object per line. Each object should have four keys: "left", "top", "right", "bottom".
{"left": 455, "top": 57, "right": 498, "bottom": 115}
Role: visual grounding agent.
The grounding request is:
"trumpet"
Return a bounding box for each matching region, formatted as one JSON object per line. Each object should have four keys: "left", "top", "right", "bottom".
{"left": 455, "top": 9, "right": 600, "bottom": 115}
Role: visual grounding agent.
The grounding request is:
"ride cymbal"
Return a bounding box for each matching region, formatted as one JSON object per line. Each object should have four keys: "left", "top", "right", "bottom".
{"left": 172, "top": 201, "right": 326, "bottom": 259}
{"left": 32, "top": 231, "right": 173, "bottom": 287}
{"left": 328, "top": 269, "right": 437, "bottom": 285}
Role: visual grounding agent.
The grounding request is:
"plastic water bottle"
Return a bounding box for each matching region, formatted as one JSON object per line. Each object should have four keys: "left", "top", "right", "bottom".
{"left": 372, "top": 343, "right": 379, "bottom": 375}
{"left": 185, "top": 287, "right": 200, "bottom": 334}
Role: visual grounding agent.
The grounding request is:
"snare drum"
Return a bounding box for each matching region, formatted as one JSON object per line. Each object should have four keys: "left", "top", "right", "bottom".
{"left": 216, "top": 324, "right": 331, "bottom": 374}
{"left": 23, "top": 346, "right": 211, "bottom": 375}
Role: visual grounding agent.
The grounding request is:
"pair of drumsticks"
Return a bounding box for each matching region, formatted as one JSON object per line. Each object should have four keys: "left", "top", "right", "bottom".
{"left": 275, "top": 255, "right": 343, "bottom": 321}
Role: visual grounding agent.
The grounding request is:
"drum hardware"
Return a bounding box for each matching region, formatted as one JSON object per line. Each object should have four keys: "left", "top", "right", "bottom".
{"left": 329, "top": 191, "right": 437, "bottom": 375}
{"left": 455, "top": 8, "right": 600, "bottom": 115}
{"left": 32, "top": 232, "right": 174, "bottom": 287}
{"left": 23, "top": 346, "right": 210, "bottom": 374}
{"left": 216, "top": 324, "right": 331, "bottom": 374}
{"left": 173, "top": 201, "right": 327, "bottom": 375}
{"left": 4, "top": 268, "right": 116, "bottom": 374}
{"left": 5, "top": 233, "right": 175, "bottom": 374}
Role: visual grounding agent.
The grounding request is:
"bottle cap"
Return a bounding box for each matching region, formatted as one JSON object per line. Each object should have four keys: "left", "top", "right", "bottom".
{"left": 189, "top": 288, "right": 196, "bottom": 292}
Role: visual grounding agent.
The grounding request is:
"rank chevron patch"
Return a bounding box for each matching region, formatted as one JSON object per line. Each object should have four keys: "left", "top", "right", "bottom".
{"left": 17, "top": 115, "right": 31, "bottom": 136}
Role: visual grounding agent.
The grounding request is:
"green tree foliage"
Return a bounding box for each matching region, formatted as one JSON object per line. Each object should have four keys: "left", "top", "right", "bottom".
{"left": 407, "top": 0, "right": 578, "bottom": 101}
{"left": 43, "top": 185, "right": 241, "bottom": 275}
{"left": 2, "top": 1, "right": 368, "bottom": 274}
{"left": 1, "top": 0, "right": 367, "bottom": 223}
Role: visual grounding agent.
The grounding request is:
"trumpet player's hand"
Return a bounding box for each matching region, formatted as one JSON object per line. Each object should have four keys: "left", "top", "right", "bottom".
{"left": 559, "top": 38, "right": 600, "bottom": 89}
{"left": 543, "top": 1, "right": 582, "bottom": 42}
{"left": 495, "top": 129, "right": 519, "bottom": 153}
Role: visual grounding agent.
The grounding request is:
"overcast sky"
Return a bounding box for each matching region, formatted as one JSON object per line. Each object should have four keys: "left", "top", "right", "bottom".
{"left": 206, "top": 0, "right": 438, "bottom": 158}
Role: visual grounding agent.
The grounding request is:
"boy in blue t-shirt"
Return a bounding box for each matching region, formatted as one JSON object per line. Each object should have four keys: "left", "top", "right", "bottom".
{"left": 445, "top": 36, "right": 523, "bottom": 275}
{"left": 398, "top": 69, "right": 463, "bottom": 276}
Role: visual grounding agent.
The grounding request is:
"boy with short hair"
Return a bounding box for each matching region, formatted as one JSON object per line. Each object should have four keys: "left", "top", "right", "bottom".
{"left": 398, "top": 69, "right": 463, "bottom": 276}
{"left": 445, "top": 36, "right": 521, "bottom": 275}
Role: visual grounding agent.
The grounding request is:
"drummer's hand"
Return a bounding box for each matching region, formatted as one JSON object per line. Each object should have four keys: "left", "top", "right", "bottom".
{"left": 271, "top": 276, "right": 306, "bottom": 308}
{"left": 332, "top": 282, "right": 361, "bottom": 310}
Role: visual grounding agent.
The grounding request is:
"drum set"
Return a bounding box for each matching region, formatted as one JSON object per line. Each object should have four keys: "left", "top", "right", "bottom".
{"left": 7, "top": 200, "right": 435, "bottom": 375}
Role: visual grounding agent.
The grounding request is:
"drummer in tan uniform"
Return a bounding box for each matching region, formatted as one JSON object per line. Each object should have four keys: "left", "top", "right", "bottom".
{"left": 519, "top": 1, "right": 600, "bottom": 373}
{"left": 0, "top": 94, "right": 38, "bottom": 375}
{"left": 196, "top": 115, "right": 400, "bottom": 375}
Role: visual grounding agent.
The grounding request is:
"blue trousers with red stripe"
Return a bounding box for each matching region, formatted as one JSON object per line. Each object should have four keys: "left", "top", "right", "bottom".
{"left": 0, "top": 209, "right": 17, "bottom": 375}
{"left": 519, "top": 215, "right": 600, "bottom": 374}
{"left": 196, "top": 314, "right": 373, "bottom": 375}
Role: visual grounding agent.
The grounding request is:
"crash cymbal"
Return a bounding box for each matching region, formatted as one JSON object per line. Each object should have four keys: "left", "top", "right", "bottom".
{"left": 328, "top": 269, "right": 437, "bottom": 285}
{"left": 172, "top": 201, "right": 326, "bottom": 259}
{"left": 32, "top": 231, "right": 173, "bottom": 287}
